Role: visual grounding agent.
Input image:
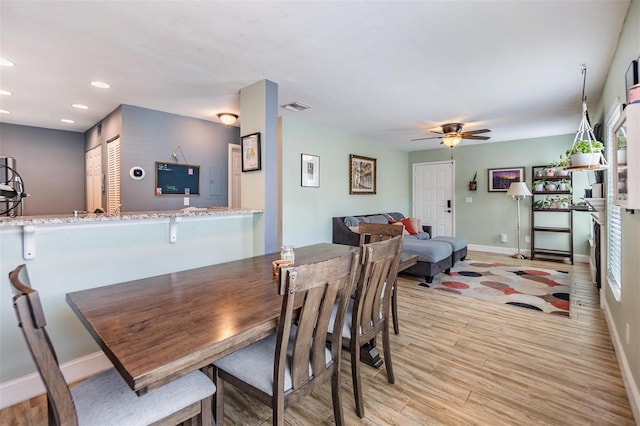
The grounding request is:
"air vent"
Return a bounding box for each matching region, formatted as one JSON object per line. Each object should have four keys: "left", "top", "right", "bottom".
{"left": 280, "top": 102, "right": 311, "bottom": 112}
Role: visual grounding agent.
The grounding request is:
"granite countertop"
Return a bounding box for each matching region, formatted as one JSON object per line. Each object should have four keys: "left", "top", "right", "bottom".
{"left": 0, "top": 207, "right": 263, "bottom": 227}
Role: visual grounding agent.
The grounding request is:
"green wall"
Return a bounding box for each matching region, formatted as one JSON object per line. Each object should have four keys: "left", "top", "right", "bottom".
{"left": 281, "top": 117, "right": 410, "bottom": 247}
{"left": 409, "top": 135, "right": 592, "bottom": 256}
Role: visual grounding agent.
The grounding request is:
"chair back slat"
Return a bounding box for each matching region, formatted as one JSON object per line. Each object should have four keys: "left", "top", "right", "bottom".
{"left": 276, "top": 251, "right": 359, "bottom": 392}
{"left": 358, "top": 222, "right": 403, "bottom": 245}
{"left": 354, "top": 236, "right": 403, "bottom": 339}
{"left": 10, "top": 265, "right": 78, "bottom": 426}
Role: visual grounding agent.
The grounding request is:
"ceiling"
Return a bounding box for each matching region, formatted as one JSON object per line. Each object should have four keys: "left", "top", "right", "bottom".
{"left": 0, "top": 1, "right": 631, "bottom": 151}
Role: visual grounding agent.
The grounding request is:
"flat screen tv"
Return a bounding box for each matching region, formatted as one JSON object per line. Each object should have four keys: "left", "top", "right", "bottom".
{"left": 155, "top": 162, "right": 200, "bottom": 196}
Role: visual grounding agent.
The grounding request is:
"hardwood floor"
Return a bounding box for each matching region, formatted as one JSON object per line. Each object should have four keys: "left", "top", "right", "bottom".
{"left": 1, "top": 251, "right": 635, "bottom": 425}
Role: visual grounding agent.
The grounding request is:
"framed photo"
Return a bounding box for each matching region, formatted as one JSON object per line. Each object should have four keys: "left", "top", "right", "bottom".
{"left": 301, "top": 154, "right": 320, "bottom": 187}
{"left": 349, "top": 154, "right": 376, "bottom": 194}
{"left": 488, "top": 167, "right": 525, "bottom": 192}
{"left": 241, "top": 132, "right": 261, "bottom": 172}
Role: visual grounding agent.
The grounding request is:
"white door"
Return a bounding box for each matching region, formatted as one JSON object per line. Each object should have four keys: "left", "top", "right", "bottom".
{"left": 107, "top": 137, "right": 121, "bottom": 214}
{"left": 413, "top": 161, "right": 455, "bottom": 237}
{"left": 85, "top": 146, "right": 102, "bottom": 212}
{"left": 228, "top": 144, "right": 241, "bottom": 208}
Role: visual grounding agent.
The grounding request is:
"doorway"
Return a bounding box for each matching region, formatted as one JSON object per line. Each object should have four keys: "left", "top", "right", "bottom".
{"left": 85, "top": 145, "right": 102, "bottom": 212}
{"left": 412, "top": 161, "right": 455, "bottom": 237}
{"left": 228, "top": 144, "right": 241, "bottom": 208}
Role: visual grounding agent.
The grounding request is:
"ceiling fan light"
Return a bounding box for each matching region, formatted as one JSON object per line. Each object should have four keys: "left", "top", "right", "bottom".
{"left": 217, "top": 113, "right": 238, "bottom": 126}
{"left": 442, "top": 134, "right": 462, "bottom": 147}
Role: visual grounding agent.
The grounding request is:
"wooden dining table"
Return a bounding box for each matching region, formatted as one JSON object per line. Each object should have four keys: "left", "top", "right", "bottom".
{"left": 66, "top": 243, "right": 356, "bottom": 395}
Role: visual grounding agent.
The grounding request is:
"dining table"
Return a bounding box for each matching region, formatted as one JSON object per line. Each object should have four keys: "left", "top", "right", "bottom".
{"left": 66, "top": 243, "right": 356, "bottom": 396}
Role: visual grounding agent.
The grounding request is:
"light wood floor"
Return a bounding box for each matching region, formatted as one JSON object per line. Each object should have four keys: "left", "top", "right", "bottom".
{"left": 1, "top": 251, "right": 636, "bottom": 425}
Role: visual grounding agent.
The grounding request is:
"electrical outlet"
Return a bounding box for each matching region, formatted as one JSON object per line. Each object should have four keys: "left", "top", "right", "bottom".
{"left": 524, "top": 236, "right": 531, "bottom": 243}
{"left": 500, "top": 233, "right": 507, "bottom": 243}
{"left": 466, "top": 197, "right": 472, "bottom": 203}
{"left": 183, "top": 197, "right": 189, "bottom": 206}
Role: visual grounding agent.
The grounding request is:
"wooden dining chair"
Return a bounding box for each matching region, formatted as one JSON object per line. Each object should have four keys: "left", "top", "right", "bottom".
{"left": 9, "top": 264, "right": 216, "bottom": 426}
{"left": 212, "top": 249, "right": 360, "bottom": 426}
{"left": 330, "top": 234, "right": 403, "bottom": 418}
{"left": 358, "top": 222, "right": 404, "bottom": 334}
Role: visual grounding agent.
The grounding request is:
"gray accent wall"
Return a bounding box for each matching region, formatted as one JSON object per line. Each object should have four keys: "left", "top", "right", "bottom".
{"left": 0, "top": 123, "right": 85, "bottom": 215}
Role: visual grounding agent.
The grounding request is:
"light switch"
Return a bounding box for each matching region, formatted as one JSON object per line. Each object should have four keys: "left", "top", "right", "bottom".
{"left": 465, "top": 197, "right": 472, "bottom": 203}
{"left": 183, "top": 197, "right": 189, "bottom": 206}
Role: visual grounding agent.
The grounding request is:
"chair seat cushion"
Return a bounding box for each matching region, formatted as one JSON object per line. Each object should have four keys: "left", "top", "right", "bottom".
{"left": 432, "top": 236, "right": 468, "bottom": 251}
{"left": 402, "top": 239, "right": 452, "bottom": 263}
{"left": 214, "top": 327, "right": 332, "bottom": 396}
{"left": 71, "top": 368, "right": 215, "bottom": 426}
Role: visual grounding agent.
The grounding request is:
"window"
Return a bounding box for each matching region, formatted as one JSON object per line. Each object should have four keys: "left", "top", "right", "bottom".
{"left": 605, "top": 103, "right": 622, "bottom": 300}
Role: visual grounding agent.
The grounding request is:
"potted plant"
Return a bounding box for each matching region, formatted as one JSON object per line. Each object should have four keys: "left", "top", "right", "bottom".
{"left": 559, "top": 197, "right": 571, "bottom": 209}
{"left": 545, "top": 181, "right": 557, "bottom": 191}
{"left": 554, "top": 155, "right": 571, "bottom": 176}
{"left": 533, "top": 179, "right": 546, "bottom": 192}
{"left": 533, "top": 200, "right": 545, "bottom": 209}
{"left": 558, "top": 178, "right": 572, "bottom": 191}
{"left": 617, "top": 136, "right": 627, "bottom": 165}
{"left": 566, "top": 140, "right": 605, "bottom": 167}
{"left": 468, "top": 171, "right": 477, "bottom": 190}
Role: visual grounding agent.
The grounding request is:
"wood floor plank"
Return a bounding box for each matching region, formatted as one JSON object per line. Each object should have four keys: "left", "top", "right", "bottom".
{"left": 0, "top": 251, "right": 635, "bottom": 425}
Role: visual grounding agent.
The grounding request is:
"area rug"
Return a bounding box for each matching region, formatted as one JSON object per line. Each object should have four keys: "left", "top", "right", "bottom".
{"left": 417, "top": 260, "right": 571, "bottom": 316}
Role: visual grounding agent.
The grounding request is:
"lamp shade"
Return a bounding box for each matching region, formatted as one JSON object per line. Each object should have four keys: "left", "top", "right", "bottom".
{"left": 441, "top": 134, "right": 462, "bottom": 147}
{"left": 217, "top": 113, "right": 238, "bottom": 126}
{"left": 506, "top": 182, "right": 532, "bottom": 197}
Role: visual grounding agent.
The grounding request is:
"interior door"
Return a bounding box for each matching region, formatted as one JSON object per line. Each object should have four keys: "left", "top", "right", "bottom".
{"left": 413, "top": 161, "right": 455, "bottom": 237}
{"left": 228, "top": 144, "right": 241, "bottom": 208}
{"left": 85, "top": 145, "right": 102, "bottom": 212}
{"left": 107, "top": 137, "right": 121, "bottom": 214}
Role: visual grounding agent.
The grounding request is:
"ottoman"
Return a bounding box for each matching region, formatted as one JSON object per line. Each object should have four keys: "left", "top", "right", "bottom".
{"left": 432, "top": 236, "right": 468, "bottom": 266}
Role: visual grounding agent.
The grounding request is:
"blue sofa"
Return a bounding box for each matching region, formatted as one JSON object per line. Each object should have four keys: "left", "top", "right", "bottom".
{"left": 332, "top": 212, "right": 465, "bottom": 283}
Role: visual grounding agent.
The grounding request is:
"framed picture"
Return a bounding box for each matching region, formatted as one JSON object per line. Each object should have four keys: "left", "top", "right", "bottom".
{"left": 241, "top": 132, "right": 261, "bottom": 172}
{"left": 349, "top": 154, "right": 376, "bottom": 194}
{"left": 301, "top": 154, "right": 320, "bottom": 187}
{"left": 488, "top": 167, "right": 525, "bottom": 192}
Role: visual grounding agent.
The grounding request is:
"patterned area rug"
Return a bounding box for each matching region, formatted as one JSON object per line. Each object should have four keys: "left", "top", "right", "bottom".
{"left": 418, "top": 260, "right": 571, "bottom": 316}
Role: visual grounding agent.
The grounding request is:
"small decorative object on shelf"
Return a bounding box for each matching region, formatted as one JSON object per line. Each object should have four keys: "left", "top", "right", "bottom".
{"left": 468, "top": 171, "right": 478, "bottom": 190}
{"left": 613, "top": 103, "right": 639, "bottom": 208}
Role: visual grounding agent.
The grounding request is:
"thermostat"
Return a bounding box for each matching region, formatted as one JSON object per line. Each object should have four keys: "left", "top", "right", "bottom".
{"left": 129, "top": 166, "right": 145, "bottom": 180}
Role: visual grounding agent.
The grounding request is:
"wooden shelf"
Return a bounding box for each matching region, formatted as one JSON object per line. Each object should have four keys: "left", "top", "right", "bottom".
{"left": 532, "top": 191, "right": 571, "bottom": 195}
{"left": 533, "top": 226, "right": 571, "bottom": 233}
{"left": 533, "top": 208, "right": 572, "bottom": 212}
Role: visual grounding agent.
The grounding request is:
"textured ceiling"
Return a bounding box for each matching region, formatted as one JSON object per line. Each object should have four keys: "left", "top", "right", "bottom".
{"left": 0, "top": 1, "right": 631, "bottom": 151}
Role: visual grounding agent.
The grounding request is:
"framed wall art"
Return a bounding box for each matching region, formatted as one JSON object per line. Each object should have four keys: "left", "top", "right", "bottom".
{"left": 488, "top": 167, "right": 525, "bottom": 192}
{"left": 241, "top": 132, "right": 261, "bottom": 172}
{"left": 349, "top": 154, "right": 376, "bottom": 194}
{"left": 301, "top": 154, "right": 320, "bottom": 187}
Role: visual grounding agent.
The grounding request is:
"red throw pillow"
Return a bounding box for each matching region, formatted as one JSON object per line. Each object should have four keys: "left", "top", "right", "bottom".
{"left": 400, "top": 217, "right": 419, "bottom": 235}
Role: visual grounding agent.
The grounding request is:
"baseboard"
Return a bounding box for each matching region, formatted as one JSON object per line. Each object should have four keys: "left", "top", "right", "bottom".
{"left": 468, "top": 244, "right": 589, "bottom": 264}
{"left": 603, "top": 295, "right": 640, "bottom": 423}
{"left": 0, "top": 351, "right": 111, "bottom": 410}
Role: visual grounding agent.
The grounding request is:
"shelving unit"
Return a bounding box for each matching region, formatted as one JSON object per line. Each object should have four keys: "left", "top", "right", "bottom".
{"left": 613, "top": 103, "right": 639, "bottom": 209}
{"left": 530, "top": 166, "right": 574, "bottom": 264}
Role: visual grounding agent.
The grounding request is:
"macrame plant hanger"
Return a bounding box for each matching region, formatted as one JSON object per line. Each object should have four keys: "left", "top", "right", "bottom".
{"left": 567, "top": 65, "right": 608, "bottom": 170}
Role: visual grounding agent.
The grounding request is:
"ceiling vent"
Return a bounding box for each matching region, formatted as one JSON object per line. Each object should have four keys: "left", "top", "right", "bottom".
{"left": 280, "top": 102, "right": 311, "bottom": 112}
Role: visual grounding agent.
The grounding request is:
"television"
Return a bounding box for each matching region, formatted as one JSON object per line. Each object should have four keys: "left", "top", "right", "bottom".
{"left": 155, "top": 162, "right": 200, "bottom": 196}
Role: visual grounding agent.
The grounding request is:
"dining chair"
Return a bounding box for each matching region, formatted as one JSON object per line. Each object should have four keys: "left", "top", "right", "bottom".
{"left": 212, "top": 249, "right": 360, "bottom": 426}
{"left": 9, "top": 264, "right": 216, "bottom": 426}
{"left": 358, "top": 222, "right": 404, "bottom": 334}
{"left": 330, "top": 234, "right": 403, "bottom": 418}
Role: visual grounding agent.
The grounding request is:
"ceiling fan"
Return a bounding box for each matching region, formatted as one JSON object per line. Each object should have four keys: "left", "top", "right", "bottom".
{"left": 411, "top": 123, "right": 491, "bottom": 147}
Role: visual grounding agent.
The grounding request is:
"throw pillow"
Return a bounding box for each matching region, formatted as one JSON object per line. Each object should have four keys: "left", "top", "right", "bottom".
{"left": 400, "top": 217, "right": 421, "bottom": 235}
{"left": 415, "top": 232, "right": 431, "bottom": 240}
{"left": 391, "top": 221, "right": 410, "bottom": 236}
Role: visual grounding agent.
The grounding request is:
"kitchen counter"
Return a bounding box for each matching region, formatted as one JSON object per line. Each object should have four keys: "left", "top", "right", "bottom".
{"left": 0, "top": 207, "right": 263, "bottom": 227}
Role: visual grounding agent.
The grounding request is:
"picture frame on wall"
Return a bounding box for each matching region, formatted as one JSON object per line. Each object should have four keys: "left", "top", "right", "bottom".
{"left": 241, "top": 132, "right": 261, "bottom": 172}
{"left": 349, "top": 154, "right": 376, "bottom": 194}
{"left": 301, "top": 154, "right": 320, "bottom": 187}
{"left": 488, "top": 167, "right": 525, "bottom": 192}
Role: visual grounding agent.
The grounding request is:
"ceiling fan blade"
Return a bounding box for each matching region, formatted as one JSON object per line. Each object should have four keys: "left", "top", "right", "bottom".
{"left": 411, "top": 136, "right": 442, "bottom": 141}
{"left": 461, "top": 129, "right": 491, "bottom": 135}
{"left": 462, "top": 135, "right": 491, "bottom": 140}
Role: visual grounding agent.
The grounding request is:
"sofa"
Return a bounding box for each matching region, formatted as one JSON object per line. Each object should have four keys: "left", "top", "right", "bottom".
{"left": 332, "top": 212, "right": 467, "bottom": 283}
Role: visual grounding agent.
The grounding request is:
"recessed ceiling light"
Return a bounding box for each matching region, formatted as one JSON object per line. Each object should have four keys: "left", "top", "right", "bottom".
{"left": 90, "top": 81, "right": 110, "bottom": 89}
{"left": 0, "top": 89, "right": 13, "bottom": 96}
{"left": 60, "top": 119, "right": 75, "bottom": 124}
{"left": 72, "top": 103, "right": 89, "bottom": 110}
{"left": 0, "top": 109, "right": 10, "bottom": 114}
{"left": 0, "top": 58, "right": 15, "bottom": 67}
{"left": 280, "top": 102, "right": 311, "bottom": 112}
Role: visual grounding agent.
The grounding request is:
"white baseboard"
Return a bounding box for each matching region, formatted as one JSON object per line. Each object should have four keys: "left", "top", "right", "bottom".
{"left": 0, "top": 351, "right": 111, "bottom": 410}
{"left": 468, "top": 244, "right": 589, "bottom": 264}
{"left": 603, "top": 297, "right": 640, "bottom": 424}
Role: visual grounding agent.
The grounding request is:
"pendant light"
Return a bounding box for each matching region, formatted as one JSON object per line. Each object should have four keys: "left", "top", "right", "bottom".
{"left": 566, "top": 66, "right": 607, "bottom": 171}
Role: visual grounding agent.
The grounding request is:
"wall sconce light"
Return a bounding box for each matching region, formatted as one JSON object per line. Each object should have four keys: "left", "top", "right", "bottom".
{"left": 441, "top": 134, "right": 462, "bottom": 147}
{"left": 217, "top": 113, "right": 238, "bottom": 126}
